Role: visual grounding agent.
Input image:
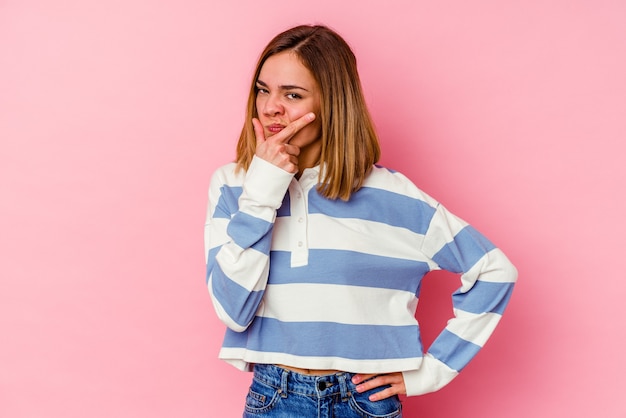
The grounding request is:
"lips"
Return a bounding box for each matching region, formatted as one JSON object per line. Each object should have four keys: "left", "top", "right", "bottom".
{"left": 267, "top": 123, "right": 285, "bottom": 134}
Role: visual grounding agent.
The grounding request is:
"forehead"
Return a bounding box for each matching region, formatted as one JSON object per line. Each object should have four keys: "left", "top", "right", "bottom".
{"left": 258, "top": 51, "right": 317, "bottom": 88}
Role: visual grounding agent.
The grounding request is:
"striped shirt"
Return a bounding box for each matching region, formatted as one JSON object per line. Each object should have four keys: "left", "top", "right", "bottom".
{"left": 205, "top": 156, "right": 517, "bottom": 396}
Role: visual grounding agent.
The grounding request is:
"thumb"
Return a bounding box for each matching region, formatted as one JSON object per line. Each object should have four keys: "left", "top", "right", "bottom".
{"left": 252, "top": 118, "right": 265, "bottom": 145}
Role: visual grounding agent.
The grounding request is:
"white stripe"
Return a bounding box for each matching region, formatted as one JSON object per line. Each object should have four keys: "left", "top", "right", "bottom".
{"left": 206, "top": 218, "right": 230, "bottom": 249}
{"left": 272, "top": 215, "right": 436, "bottom": 266}
{"left": 365, "top": 168, "right": 439, "bottom": 207}
{"left": 459, "top": 249, "right": 517, "bottom": 292}
{"left": 259, "top": 283, "right": 418, "bottom": 326}
{"left": 423, "top": 205, "right": 469, "bottom": 257}
{"left": 215, "top": 162, "right": 241, "bottom": 184}
{"left": 219, "top": 347, "right": 424, "bottom": 374}
{"left": 446, "top": 310, "right": 502, "bottom": 347}
{"left": 215, "top": 245, "right": 269, "bottom": 292}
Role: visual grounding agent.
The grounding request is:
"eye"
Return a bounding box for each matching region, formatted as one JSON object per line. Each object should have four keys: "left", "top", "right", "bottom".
{"left": 286, "top": 93, "right": 302, "bottom": 100}
{"left": 255, "top": 85, "right": 269, "bottom": 95}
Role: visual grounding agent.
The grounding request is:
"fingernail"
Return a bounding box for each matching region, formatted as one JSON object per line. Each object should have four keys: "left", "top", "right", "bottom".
{"left": 307, "top": 113, "right": 315, "bottom": 121}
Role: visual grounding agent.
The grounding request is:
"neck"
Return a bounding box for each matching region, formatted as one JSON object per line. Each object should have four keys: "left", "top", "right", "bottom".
{"left": 297, "top": 140, "right": 322, "bottom": 177}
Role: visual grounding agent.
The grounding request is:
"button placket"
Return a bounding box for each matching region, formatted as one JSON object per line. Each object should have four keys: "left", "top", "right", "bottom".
{"left": 288, "top": 181, "right": 308, "bottom": 267}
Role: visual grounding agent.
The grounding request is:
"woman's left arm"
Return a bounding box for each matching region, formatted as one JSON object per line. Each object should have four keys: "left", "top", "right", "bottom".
{"left": 355, "top": 202, "right": 518, "bottom": 399}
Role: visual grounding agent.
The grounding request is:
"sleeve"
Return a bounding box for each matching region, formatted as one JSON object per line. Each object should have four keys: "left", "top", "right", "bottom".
{"left": 204, "top": 156, "right": 294, "bottom": 332}
{"left": 402, "top": 203, "right": 518, "bottom": 396}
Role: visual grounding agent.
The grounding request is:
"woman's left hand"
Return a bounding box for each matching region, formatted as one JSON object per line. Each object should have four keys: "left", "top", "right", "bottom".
{"left": 352, "top": 372, "right": 406, "bottom": 401}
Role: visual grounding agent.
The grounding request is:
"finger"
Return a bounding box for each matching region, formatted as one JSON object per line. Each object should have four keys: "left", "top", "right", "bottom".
{"left": 252, "top": 118, "right": 265, "bottom": 145}
{"left": 352, "top": 374, "right": 377, "bottom": 385}
{"left": 273, "top": 112, "right": 316, "bottom": 144}
{"left": 354, "top": 375, "right": 387, "bottom": 393}
{"left": 283, "top": 143, "right": 301, "bottom": 157}
{"left": 354, "top": 373, "right": 405, "bottom": 394}
{"left": 367, "top": 385, "right": 399, "bottom": 402}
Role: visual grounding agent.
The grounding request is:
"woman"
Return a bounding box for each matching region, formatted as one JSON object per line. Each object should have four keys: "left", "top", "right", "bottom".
{"left": 205, "top": 24, "right": 517, "bottom": 417}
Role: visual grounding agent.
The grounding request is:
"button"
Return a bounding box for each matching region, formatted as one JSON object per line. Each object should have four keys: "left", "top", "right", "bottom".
{"left": 298, "top": 217, "right": 303, "bottom": 223}
{"left": 317, "top": 381, "right": 332, "bottom": 391}
{"left": 297, "top": 241, "right": 303, "bottom": 247}
{"left": 296, "top": 193, "right": 302, "bottom": 199}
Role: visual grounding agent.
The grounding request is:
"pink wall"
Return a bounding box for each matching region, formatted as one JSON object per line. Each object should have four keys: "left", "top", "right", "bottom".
{"left": 2, "top": 1, "right": 625, "bottom": 416}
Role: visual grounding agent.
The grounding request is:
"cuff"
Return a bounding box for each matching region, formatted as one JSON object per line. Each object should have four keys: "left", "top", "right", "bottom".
{"left": 239, "top": 156, "right": 294, "bottom": 218}
{"left": 402, "top": 354, "right": 459, "bottom": 397}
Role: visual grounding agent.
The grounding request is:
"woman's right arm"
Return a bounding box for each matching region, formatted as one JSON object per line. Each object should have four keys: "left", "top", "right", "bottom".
{"left": 205, "top": 157, "right": 293, "bottom": 332}
{"left": 206, "top": 112, "right": 316, "bottom": 331}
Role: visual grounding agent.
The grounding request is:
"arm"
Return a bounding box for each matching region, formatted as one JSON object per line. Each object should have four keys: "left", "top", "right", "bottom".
{"left": 354, "top": 203, "right": 517, "bottom": 398}
{"left": 404, "top": 203, "right": 517, "bottom": 396}
{"left": 205, "top": 112, "right": 317, "bottom": 331}
{"left": 205, "top": 157, "right": 293, "bottom": 332}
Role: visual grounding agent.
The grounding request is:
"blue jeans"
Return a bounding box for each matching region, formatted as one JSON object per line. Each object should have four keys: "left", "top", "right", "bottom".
{"left": 243, "top": 364, "right": 402, "bottom": 418}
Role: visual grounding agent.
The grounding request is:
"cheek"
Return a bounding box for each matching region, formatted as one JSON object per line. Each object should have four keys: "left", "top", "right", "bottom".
{"left": 288, "top": 99, "right": 320, "bottom": 122}
{"left": 298, "top": 119, "right": 322, "bottom": 139}
{"left": 285, "top": 107, "right": 309, "bottom": 122}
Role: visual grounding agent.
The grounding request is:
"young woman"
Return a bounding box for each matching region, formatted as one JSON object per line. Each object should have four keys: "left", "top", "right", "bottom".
{"left": 205, "top": 24, "right": 517, "bottom": 417}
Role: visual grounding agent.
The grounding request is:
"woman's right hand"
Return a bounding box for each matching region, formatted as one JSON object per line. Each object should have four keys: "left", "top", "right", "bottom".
{"left": 252, "top": 112, "right": 316, "bottom": 174}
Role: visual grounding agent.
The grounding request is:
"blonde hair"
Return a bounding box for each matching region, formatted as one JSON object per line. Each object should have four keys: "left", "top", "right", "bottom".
{"left": 236, "top": 25, "right": 380, "bottom": 201}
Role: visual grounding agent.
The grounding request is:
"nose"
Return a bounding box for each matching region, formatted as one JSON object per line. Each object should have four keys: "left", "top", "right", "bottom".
{"left": 261, "top": 94, "right": 284, "bottom": 117}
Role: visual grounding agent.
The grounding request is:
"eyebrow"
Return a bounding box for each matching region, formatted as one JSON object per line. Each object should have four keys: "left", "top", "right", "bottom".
{"left": 256, "top": 79, "right": 309, "bottom": 92}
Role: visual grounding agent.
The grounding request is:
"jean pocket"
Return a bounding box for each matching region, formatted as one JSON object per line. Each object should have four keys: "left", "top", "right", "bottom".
{"left": 244, "top": 378, "right": 281, "bottom": 414}
{"left": 348, "top": 389, "right": 402, "bottom": 418}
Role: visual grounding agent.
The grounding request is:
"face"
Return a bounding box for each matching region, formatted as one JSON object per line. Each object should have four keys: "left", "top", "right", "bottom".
{"left": 255, "top": 51, "right": 322, "bottom": 166}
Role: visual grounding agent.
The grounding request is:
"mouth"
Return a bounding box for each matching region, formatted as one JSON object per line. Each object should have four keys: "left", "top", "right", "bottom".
{"left": 266, "top": 123, "right": 285, "bottom": 135}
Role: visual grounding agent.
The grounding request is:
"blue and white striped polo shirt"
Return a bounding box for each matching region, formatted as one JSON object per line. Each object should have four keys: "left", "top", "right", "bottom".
{"left": 205, "top": 156, "right": 517, "bottom": 396}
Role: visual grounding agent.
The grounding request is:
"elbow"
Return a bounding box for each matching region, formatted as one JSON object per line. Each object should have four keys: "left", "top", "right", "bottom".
{"left": 502, "top": 256, "right": 518, "bottom": 283}
{"left": 489, "top": 248, "right": 518, "bottom": 283}
{"left": 208, "top": 276, "right": 260, "bottom": 332}
{"left": 221, "top": 316, "right": 250, "bottom": 333}
{"left": 228, "top": 323, "right": 249, "bottom": 333}
{"left": 212, "top": 299, "right": 253, "bottom": 332}
{"left": 207, "top": 260, "right": 265, "bottom": 333}
{"left": 510, "top": 263, "right": 519, "bottom": 283}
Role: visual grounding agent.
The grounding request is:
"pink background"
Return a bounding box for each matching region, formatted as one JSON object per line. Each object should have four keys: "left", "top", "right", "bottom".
{"left": 2, "top": 1, "right": 625, "bottom": 417}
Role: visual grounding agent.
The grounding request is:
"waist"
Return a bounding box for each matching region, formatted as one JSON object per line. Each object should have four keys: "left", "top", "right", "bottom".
{"left": 275, "top": 364, "right": 342, "bottom": 376}
{"left": 253, "top": 364, "right": 356, "bottom": 398}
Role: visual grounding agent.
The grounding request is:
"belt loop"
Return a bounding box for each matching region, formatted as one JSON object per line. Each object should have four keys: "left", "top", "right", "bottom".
{"left": 279, "top": 369, "right": 289, "bottom": 398}
{"left": 337, "top": 373, "right": 351, "bottom": 402}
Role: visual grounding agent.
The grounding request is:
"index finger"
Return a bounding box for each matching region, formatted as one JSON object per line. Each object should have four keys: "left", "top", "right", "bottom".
{"left": 252, "top": 118, "right": 265, "bottom": 145}
{"left": 273, "top": 112, "right": 316, "bottom": 144}
{"left": 352, "top": 374, "right": 378, "bottom": 385}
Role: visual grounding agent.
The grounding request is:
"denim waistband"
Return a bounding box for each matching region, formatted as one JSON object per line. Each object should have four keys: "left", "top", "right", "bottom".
{"left": 252, "top": 364, "right": 356, "bottom": 400}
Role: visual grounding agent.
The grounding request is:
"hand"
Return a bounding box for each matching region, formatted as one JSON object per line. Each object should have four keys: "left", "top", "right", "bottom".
{"left": 252, "top": 113, "right": 316, "bottom": 174}
{"left": 352, "top": 372, "right": 406, "bottom": 401}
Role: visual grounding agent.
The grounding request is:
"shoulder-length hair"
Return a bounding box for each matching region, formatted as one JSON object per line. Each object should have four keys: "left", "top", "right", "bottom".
{"left": 235, "top": 24, "right": 380, "bottom": 201}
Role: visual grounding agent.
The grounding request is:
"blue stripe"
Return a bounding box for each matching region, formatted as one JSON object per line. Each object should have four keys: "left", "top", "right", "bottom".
{"left": 210, "top": 264, "right": 265, "bottom": 328}
{"left": 452, "top": 281, "right": 515, "bottom": 315}
{"left": 308, "top": 187, "right": 436, "bottom": 235}
{"left": 268, "top": 250, "right": 428, "bottom": 293}
{"left": 206, "top": 246, "right": 220, "bottom": 284}
{"left": 429, "top": 329, "right": 481, "bottom": 372}
{"left": 213, "top": 186, "right": 242, "bottom": 219}
{"left": 432, "top": 225, "right": 496, "bottom": 273}
{"left": 222, "top": 317, "right": 423, "bottom": 360}
{"left": 276, "top": 192, "right": 291, "bottom": 217}
{"left": 227, "top": 212, "right": 273, "bottom": 254}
